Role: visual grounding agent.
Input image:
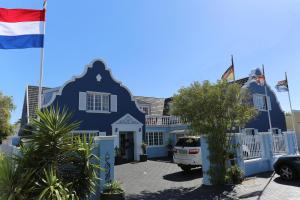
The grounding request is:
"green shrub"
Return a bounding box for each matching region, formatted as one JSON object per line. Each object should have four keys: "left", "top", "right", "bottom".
{"left": 225, "top": 165, "right": 244, "bottom": 184}
{"left": 141, "top": 143, "right": 147, "bottom": 154}
{"left": 103, "top": 181, "right": 124, "bottom": 194}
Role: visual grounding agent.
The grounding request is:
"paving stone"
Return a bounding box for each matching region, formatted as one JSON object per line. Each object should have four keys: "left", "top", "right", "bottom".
{"left": 115, "top": 159, "right": 300, "bottom": 200}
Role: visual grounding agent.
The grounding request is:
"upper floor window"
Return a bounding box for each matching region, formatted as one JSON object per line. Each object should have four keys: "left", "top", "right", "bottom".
{"left": 86, "top": 92, "right": 110, "bottom": 112}
{"left": 253, "top": 94, "right": 271, "bottom": 111}
{"left": 140, "top": 105, "right": 151, "bottom": 115}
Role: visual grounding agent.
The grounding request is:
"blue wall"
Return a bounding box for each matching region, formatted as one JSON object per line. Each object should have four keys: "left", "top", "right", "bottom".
{"left": 45, "top": 60, "right": 145, "bottom": 135}
{"left": 145, "top": 125, "right": 189, "bottom": 158}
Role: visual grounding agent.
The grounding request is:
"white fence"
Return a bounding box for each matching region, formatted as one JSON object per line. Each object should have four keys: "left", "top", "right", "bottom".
{"left": 240, "top": 132, "right": 290, "bottom": 160}
{"left": 272, "top": 134, "right": 286, "bottom": 155}
{"left": 241, "top": 134, "right": 263, "bottom": 160}
{"left": 0, "top": 144, "right": 20, "bottom": 156}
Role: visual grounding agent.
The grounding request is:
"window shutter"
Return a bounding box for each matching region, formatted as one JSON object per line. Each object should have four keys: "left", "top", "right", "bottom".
{"left": 110, "top": 95, "right": 117, "bottom": 112}
{"left": 267, "top": 96, "right": 272, "bottom": 110}
{"left": 79, "top": 92, "right": 87, "bottom": 111}
{"left": 253, "top": 94, "right": 258, "bottom": 108}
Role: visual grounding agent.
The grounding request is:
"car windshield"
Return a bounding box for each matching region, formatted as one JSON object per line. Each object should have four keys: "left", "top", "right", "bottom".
{"left": 176, "top": 137, "right": 200, "bottom": 147}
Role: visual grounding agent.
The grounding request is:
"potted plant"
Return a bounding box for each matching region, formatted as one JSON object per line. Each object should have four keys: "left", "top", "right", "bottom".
{"left": 140, "top": 143, "right": 148, "bottom": 162}
{"left": 114, "top": 146, "right": 122, "bottom": 165}
{"left": 100, "top": 180, "right": 125, "bottom": 200}
{"left": 225, "top": 165, "right": 245, "bottom": 185}
{"left": 166, "top": 138, "right": 174, "bottom": 158}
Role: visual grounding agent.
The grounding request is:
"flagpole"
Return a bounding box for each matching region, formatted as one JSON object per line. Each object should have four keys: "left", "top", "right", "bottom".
{"left": 262, "top": 65, "right": 273, "bottom": 133}
{"left": 231, "top": 55, "right": 236, "bottom": 81}
{"left": 286, "top": 72, "right": 296, "bottom": 132}
{"left": 38, "top": 1, "right": 47, "bottom": 110}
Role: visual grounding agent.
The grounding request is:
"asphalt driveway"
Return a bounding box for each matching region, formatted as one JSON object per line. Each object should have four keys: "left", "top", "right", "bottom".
{"left": 115, "top": 159, "right": 300, "bottom": 200}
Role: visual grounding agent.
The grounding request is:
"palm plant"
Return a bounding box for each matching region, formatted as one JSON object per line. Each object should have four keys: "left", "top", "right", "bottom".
{"left": 0, "top": 153, "right": 35, "bottom": 200}
{"left": 37, "top": 167, "right": 77, "bottom": 200}
{"left": 30, "top": 107, "right": 80, "bottom": 168}
{"left": 0, "top": 107, "right": 100, "bottom": 199}
{"left": 62, "top": 136, "right": 100, "bottom": 199}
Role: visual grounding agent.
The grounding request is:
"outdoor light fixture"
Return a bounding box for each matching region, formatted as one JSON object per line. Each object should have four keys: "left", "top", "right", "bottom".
{"left": 115, "top": 128, "right": 118, "bottom": 132}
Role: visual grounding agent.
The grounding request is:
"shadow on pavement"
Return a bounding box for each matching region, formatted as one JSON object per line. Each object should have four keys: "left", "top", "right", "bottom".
{"left": 163, "top": 168, "right": 203, "bottom": 182}
{"left": 126, "top": 185, "right": 235, "bottom": 200}
{"left": 273, "top": 177, "right": 300, "bottom": 186}
{"left": 239, "top": 191, "right": 263, "bottom": 199}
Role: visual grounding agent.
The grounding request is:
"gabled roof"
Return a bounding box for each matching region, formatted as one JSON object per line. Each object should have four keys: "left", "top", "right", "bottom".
{"left": 234, "top": 77, "right": 249, "bottom": 86}
{"left": 21, "top": 85, "right": 168, "bottom": 125}
{"left": 20, "top": 85, "right": 51, "bottom": 126}
{"left": 133, "top": 96, "right": 166, "bottom": 115}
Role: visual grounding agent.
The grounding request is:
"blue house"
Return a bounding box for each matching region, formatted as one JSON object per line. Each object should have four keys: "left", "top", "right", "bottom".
{"left": 19, "top": 60, "right": 286, "bottom": 160}
{"left": 241, "top": 68, "right": 287, "bottom": 134}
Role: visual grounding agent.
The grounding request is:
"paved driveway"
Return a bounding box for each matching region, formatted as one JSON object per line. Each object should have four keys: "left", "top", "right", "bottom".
{"left": 115, "top": 159, "right": 300, "bottom": 200}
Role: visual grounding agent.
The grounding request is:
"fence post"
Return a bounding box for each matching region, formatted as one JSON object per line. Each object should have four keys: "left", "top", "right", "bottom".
{"left": 260, "top": 132, "right": 274, "bottom": 170}
{"left": 283, "top": 131, "right": 298, "bottom": 155}
{"left": 94, "top": 136, "right": 115, "bottom": 198}
{"left": 200, "top": 135, "right": 211, "bottom": 185}
{"left": 233, "top": 133, "right": 245, "bottom": 173}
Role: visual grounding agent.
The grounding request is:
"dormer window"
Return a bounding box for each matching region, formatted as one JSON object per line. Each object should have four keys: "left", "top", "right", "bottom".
{"left": 140, "top": 105, "right": 151, "bottom": 115}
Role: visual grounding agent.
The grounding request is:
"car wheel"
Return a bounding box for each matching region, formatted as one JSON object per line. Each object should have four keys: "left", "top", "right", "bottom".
{"left": 180, "top": 165, "right": 192, "bottom": 172}
{"left": 279, "top": 165, "right": 294, "bottom": 180}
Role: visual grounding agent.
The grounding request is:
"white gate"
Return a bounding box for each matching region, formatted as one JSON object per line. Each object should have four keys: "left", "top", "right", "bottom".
{"left": 241, "top": 134, "right": 262, "bottom": 160}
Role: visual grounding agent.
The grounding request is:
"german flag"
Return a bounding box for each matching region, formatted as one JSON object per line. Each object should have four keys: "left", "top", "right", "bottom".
{"left": 221, "top": 65, "right": 235, "bottom": 81}
{"left": 221, "top": 56, "right": 235, "bottom": 81}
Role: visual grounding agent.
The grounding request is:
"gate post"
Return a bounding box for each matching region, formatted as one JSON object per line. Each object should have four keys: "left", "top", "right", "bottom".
{"left": 94, "top": 136, "right": 115, "bottom": 196}
{"left": 260, "top": 132, "right": 274, "bottom": 170}
{"left": 284, "top": 131, "right": 298, "bottom": 155}
{"left": 200, "top": 135, "right": 212, "bottom": 185}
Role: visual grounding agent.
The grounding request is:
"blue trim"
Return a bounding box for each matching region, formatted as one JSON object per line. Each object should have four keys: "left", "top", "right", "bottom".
{"left": 0, "top": 34, "right": 44, "bottom": 49}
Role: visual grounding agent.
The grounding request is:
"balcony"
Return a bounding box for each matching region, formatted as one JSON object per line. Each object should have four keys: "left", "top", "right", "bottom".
{"left": 145, "top": 115, "right": 185, "bottom": 126}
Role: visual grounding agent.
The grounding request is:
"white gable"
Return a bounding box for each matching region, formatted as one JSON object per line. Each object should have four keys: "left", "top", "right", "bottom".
{"left": 112, "top": 114, "right": 142, "bottom": 125}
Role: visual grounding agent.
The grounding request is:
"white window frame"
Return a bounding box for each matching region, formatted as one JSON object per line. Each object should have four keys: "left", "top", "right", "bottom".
{"left": 143, "top": 132, "right": 164, "bottom": 147}
{"left": 86, "top": 91, "right": 110, "bottom": 113}
{"left": 253, "top": 94, "right": 271, "bottom": 111}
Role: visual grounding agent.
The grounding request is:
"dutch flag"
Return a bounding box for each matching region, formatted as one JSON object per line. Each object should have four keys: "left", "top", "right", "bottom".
{"left": 0, "top": 8, "right": 45, "bottom": 49}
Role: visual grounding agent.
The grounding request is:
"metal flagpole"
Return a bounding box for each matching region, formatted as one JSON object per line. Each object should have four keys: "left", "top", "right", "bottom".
{"left": 38, "top": 0, "right": 47, "bottom": 110}
{"left": 231, "top": 55, "right": 236, "bottom": 81}
{"left": 262, "top": 65, "right": 273, "bottom": 133}
{"left": 286, "top": 72, "right": 296, "bottom": 132}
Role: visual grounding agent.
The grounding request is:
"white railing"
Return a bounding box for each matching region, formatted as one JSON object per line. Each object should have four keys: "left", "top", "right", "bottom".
{"left": 241, "top": 134, "right": 262, "bottom": 160}
{"left": 146, "top": 115, "right": 184, "bottom": 126}
{"left": 272, "top": 134, "right": 286, "bottom": 155}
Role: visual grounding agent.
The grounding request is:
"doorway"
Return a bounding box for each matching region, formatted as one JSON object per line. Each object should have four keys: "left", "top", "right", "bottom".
{"left": 119, "top": 132, "right": 134, "bottom": 162}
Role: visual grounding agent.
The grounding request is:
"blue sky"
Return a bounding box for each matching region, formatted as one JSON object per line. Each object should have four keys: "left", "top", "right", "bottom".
{"left": 1, "top": 0, "right": 300, "bottom": 123}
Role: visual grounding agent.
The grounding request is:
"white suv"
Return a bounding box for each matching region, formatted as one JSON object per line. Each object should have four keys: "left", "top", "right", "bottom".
{"left": 173, "top": 136, "right": 202, "bottom": 172}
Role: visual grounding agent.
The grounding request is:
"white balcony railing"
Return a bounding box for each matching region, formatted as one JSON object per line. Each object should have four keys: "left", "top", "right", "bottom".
{"left": 146, "top": 115, "right": 184, "bottom": 126}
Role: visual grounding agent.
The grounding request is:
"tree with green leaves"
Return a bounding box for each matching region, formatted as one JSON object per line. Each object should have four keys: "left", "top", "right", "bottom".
{"left": 0, "top": 91, "right": 15, "bottom": 143}
{"left": 0, "top": 107, "right": 99, "bottom": 199}
{"left": 172, "top": 80, "right": 257, "bottom": 184}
